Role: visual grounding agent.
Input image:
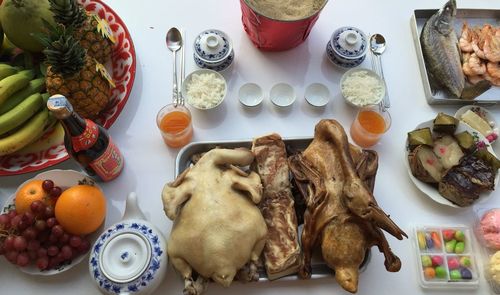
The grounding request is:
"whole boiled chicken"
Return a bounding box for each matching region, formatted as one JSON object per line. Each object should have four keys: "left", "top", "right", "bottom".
{"left": 288, "top": 120, "right": 407, "bottom": 293}
{"left": 162, "top": 148, "right": 268, "bottom": 295}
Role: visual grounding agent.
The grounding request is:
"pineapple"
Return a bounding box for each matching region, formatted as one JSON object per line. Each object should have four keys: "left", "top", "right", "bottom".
{"left": 39, "top": 23, "right": 111, "bottom": 119}
{"left": 49, "top": 0, "right": 114, "bottom": 64}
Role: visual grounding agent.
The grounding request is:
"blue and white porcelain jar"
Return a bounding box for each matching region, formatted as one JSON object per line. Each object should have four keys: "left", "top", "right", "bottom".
{"left": 326, "top": 26, "right": 368, "bottom": 69}
{"left": 89, "top": 193, "right": 167, "bottom": 295}
{"left": 193, "top": 29, "right": 234, "bottom": 72}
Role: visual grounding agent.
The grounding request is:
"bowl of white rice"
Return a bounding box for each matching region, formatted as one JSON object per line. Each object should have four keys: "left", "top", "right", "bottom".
{"left": 340, "top": 68, "right": 385, "bottom": 108}
{"left": 182, "top": 69, "right": 227, "bottom": 110}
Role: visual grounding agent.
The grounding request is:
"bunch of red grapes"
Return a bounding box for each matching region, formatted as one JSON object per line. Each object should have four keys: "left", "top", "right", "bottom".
{"left": 0, "top": 180, "right": 91, "bottom": 270}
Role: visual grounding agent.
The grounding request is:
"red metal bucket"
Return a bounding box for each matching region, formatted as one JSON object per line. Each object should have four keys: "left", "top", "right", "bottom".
{"left": 240, "top": 0, "right": 328, "bottom": 51}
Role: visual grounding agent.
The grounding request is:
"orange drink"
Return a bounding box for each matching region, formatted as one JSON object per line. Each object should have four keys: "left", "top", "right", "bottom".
{"left": 350, "top": 105, "right": 391, "bottom": 148}
{"left": 156, "top": 104, "right": 193, "bottom": 148}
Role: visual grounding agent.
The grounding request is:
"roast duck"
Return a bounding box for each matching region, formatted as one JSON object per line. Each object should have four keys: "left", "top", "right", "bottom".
{"left": 161, "top": 119, "right": 406, "bottom": 294}
{"left": 288, "top": 120, "right": 407, "bottom": 293}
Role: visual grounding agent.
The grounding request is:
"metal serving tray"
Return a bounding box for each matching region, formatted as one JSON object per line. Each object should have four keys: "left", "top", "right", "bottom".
{"left": 410, "top": 8, "right": 500, "bottom": 105}
{"left": 174, "top": 137, "right": 371, "bottom": 281}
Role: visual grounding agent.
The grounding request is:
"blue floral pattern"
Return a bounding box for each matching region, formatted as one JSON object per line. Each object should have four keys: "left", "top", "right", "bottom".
{"left": 326, "top": 42, "right": 364, "bottom": 68}
{"left": 331, "top": 26, "right": 367, "bottom": 58}
{"left": 194, "top": 30, "right": 231, "bottom": 62}
{"left": 90, "top": 221, "right": 165, "bottom": 294}
{"left": 194, "top": 50, "right": 234, "bottom": 72}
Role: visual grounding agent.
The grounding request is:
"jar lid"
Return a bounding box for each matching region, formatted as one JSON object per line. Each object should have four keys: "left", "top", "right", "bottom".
{"left": 99, "top": 232, "right": 152, "bottom": 283}
{"left": 194, "top": 29, "right": 232, "bottom": 63}
{"left": 330, "top": 26, "right": 368, "bottom": 60}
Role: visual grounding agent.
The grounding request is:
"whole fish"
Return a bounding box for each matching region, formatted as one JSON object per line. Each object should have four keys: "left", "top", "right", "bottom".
{"left": 420, "top": 0, "right": 490, "bottom": 99}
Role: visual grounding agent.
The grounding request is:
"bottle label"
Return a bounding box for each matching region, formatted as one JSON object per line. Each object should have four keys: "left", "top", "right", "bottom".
{"left": 72, "top": 119, "right": 99, "bottom": 152}
{"left": 89, "top": 139, "right": 124, "bottom": 182}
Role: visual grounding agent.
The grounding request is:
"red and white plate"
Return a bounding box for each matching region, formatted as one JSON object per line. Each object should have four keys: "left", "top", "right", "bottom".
{"left": 0, "top": 0, "right": 136, "bottom": 176}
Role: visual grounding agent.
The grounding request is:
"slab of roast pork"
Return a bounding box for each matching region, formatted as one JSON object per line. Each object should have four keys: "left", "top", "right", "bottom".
{"left": 252, "top": 133, "right": 301, "bottom": 280}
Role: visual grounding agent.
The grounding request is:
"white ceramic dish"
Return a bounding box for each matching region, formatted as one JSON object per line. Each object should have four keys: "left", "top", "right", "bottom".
{"left": 305, "top": 83, "right": 330, "bottom": 107}
{"left": 405, "top": 120, "right": 499, "bottom": 208}
{"left": 1, "top": 169, "right": 103, "bottom": 275}
{"left": 239, "top": 83, "right": 263, "bottom": 107}
{"left": 181, "top": 69, "right": 227, "bottom": 110}
{"left": 270, "top": 83, "right": 296, "bottom": 107}
{"left": 340, "top": 68, "right": 385, "bottom": 107}
{"left": 455, "top": 106, "right": 498, "bottom": 143}
{"left": 89, "top": 192, "right": 167, "bottom": 295}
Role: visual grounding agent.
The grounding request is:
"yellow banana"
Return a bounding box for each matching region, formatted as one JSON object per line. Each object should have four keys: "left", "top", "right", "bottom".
{"left": 0, "top": 108, "right": 50, "bottom": 156}
{"left": 0, "top": 93, "right": 43, "bottom": 135}
{"left": 0, "top": 63, "right": 18, "bottom": 80}
{"left": 0, "top": 78, "right": 46, "bottom": 115}
{"left": 0, "top": 69, "right": 35, "bottom": 107}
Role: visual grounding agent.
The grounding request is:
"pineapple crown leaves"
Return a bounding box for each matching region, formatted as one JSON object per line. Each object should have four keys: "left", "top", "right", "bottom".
{"left": 37, "top": 21, "right": 86, "bottom": 77}
{"left": 49, "top": 0, "right": 88, "bottom": 29}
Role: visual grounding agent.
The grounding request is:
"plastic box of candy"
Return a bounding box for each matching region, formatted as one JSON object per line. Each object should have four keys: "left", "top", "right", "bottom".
{"left": 474, "top": 208, "right": 500, "bottom": 294}
{"left": 413, "top": 225, "right": 479, "bottom": 289}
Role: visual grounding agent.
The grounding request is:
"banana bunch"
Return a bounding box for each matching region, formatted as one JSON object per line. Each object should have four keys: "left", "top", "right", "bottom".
{"left": 0, "top": 64, "right": 55, "bottom": 156}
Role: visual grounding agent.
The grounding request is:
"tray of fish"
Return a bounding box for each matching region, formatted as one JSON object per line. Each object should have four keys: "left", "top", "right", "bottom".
{"left": 173, "top": 137, "right": 371, "bottom": 281}
{"left": 410, "top": 0, "right": 500, "bottom": 105}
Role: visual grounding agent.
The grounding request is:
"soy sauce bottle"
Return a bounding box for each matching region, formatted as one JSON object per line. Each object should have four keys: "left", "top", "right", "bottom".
{"left": 46, "top": 94, "right": 124, "bottom": 182}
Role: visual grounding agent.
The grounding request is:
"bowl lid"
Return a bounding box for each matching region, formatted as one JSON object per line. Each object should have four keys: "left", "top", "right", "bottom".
{"left": 330, "top": 26, "right": 368, "bottom": 59}
{"left": 99, "top": 232, "right": 152, "bottom": 283}
{"left": 194, "top": 29, "right": 232, "bottom": 62}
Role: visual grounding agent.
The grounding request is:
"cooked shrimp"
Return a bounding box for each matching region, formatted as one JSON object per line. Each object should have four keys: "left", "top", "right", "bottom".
{"left": 487, "top": 62, "right": 500, "bottom": 79}
{"left": 472, "top": 25, "right": 491, "bottom": 60}
{"left": 466, "top": 75, "right": 484, "bottom": 85}
{"left": 484, "top": 71, "right": 500, "bottom": 86}
{"left": 460, "top": 22, "right": 474, "bottom": 53}
{"left": 484, "top": 34, "right": 500, "bottom": 62}
{"left": 463, "top": 53, "right": 486, "bottom": 76}
{"left": 462, "top": 52, "right": 472, "bottom": 75}
{"left": 469, "top": 53, "right": 487, "bottom": 75}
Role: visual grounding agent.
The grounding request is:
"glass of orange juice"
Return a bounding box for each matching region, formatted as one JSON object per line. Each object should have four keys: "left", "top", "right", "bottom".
{"left": 350, "top": 105, "right": 391, "bottom": 148}
{"left": 156, "top": 104, "right": 193, "bottom": 148}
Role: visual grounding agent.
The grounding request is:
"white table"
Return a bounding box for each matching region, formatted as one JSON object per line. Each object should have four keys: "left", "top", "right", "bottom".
{"left": 2, "top": 0, "right": 500, "bottom": 294}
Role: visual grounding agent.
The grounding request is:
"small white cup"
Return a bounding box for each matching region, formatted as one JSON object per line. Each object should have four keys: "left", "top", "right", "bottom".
{"left": 305, "top": 83, "right": 330, "bottom": 107}
{"left": 239, "top": 83, "right": 263, "bottom": 107}
{"left": 270, "top": 83, "right": 295, "bottom": 107}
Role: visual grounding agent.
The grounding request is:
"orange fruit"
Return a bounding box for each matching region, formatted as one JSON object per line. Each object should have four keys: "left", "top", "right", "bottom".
{"left": 15, "top": 179, "right": 54, "bottom": 214}
{"left": 55, "top": 185, "right": 106, "bottom": 235}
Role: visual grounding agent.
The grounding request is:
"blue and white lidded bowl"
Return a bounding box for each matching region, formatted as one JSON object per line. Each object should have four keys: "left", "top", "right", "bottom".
{"left": 193, "top": 29, "right": 234, "bottom": 71}
{"left": 89, "top": 193, "right": 167, "bottom": 295}
{"left": 326, "top": 26, "right": 368, "bottom": 69}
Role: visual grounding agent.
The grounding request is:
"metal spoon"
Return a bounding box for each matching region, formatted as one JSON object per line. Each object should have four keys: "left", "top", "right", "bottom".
{"left": 369, "top": 34, "right": 389, "bottom": 109}
{"left": 166, "top": 27, "right": 183, "bottom": 106}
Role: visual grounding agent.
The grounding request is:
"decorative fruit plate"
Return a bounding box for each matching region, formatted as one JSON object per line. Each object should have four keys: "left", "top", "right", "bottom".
{"left": 0, "top": 0, "right": 136, "bottom": 176}
{"left": 405, "top": 120, "right": 499, "bottom": 208}
{"left": 1, "top": 169, "right": 103, "bottom": 275}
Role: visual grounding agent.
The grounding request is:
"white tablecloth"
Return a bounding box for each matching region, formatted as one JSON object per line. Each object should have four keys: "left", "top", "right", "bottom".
{"left": 1, "top": 0, "right": 500, "bottom": 294}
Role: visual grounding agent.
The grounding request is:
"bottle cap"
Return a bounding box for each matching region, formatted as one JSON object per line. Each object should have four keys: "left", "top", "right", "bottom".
{"left": 47, "top": 95, "right": 74, "bottom": 119}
